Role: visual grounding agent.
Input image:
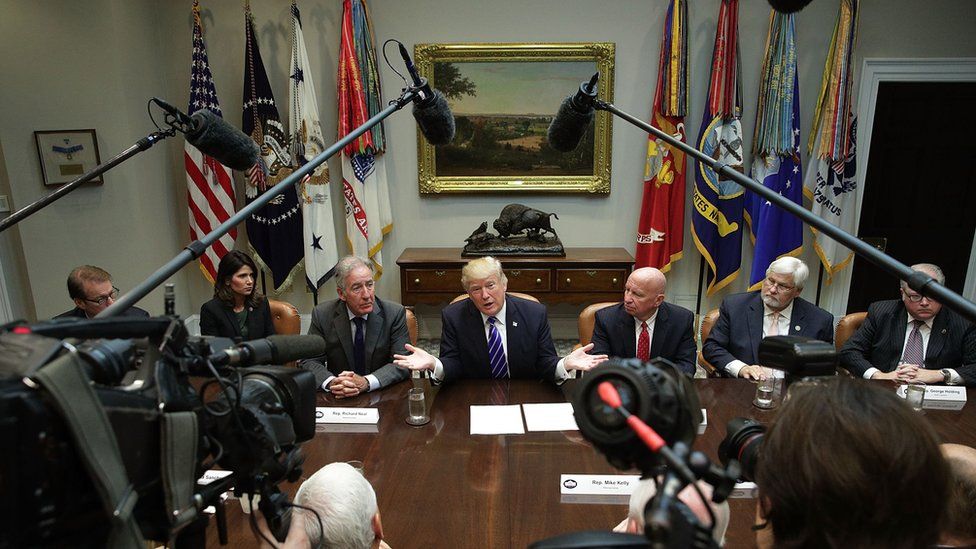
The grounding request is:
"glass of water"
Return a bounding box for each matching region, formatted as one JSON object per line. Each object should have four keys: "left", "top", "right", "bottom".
{"left": 406, "top": 387, "right": 430, "bottom": 426}
{"left": 753, "top": 367, "right": 777, "bottom": 409}
{"left": 904, "top": 381, "right": 926, "bottom": 412}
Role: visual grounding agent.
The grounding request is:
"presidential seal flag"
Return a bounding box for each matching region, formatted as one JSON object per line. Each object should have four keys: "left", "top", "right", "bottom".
{"left": 242, "top": 2, "right": 303, "bottom": 292}
{"left": 185, "top": 0, "right": 236, "bottom": 283}
{"left": 804, "top": 0, "right": 860, "bottom": 283}
{"left": 289, "top": 0, "right": 339, "bottom": 291}
{"left": 745, "top": 10, "right": 803, "bottom": 289}
{"left": 635, "top": 0, "right": 687, "bottom": 273}
{"left": 338, "top": 0, "right": 394, "bottom": 277}
{"left": 691, "top": 0, "right": 745, "bottom": 296}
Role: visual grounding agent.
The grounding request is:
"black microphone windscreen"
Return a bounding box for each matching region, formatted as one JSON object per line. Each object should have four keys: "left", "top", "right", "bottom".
{"left": 547, "top": 96, "right": 595, "bottom": 153}
{"left": 187, "top": 110, "right": 260, "bottom": 171}
{"left": 768, "top": 0, "right": 814, "bottom": 13}
{"left": 413, "top": 90, "right": 456, "bottom": 146}
{"left": 265, "top": 334, "right": 326, "bottom": 364}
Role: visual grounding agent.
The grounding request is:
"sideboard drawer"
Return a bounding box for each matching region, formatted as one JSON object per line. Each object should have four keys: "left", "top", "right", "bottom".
{"left": 555, "top": 269, "right": 627, "bottom": 293}
{"left": 503, "top": 269, "right": 551, "bottom": 292}
{"left": 404, "top": 269, "right": 462, "bottom": 292}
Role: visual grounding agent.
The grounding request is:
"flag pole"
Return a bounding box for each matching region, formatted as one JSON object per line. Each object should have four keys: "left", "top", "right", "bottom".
{"left": 592, "top": 97, "right": 976, "bottom": 322}
{"left": 695, "top": 257, "right": 706, "bottom": 319}
{"left": 815, "top": 263, "right": 825, "bottom": 307}
{"left": 100, "top": 88, "right": 419, "bottom": 318}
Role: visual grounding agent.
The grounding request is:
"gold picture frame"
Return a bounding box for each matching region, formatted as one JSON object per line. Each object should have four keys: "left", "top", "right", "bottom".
{"left": 415, "top": 42, "right": 615, "bottom": 194}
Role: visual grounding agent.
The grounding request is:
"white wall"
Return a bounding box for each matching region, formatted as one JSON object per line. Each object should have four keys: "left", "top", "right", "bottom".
{"left": 2, "top": 0, "right": 975, "bottom": 336}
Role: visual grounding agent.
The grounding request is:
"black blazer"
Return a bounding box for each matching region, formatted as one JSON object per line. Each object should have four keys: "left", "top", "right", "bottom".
{"left": 54, "top": 306, "right": 150, "bottom": 319}
{"left": 839, "top": 299, "right": 976, "bottom": 385}
{"left": 439, "top": 295, "right": 560, "bottom": 382}
{"left": 199, "top": 297, "right": 275, "bottom": 341}
{"left": 589, "top": 302, "right": 697, "bottom": 376}
{"left": 703, "top": 292, "right": 834, "bottom": 372}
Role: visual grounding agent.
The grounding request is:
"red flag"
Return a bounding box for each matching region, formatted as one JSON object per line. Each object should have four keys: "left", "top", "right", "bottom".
{"left": 635, "top": 0, "right": 687, "bottom": 272}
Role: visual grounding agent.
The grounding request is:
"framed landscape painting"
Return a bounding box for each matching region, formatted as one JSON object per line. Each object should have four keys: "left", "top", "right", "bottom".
{"left": 414, "top": 42, "right": 615, "bottom": 194}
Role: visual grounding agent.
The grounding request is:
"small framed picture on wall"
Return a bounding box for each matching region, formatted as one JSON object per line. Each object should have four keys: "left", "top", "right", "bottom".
{"left": 34, "top": 129, "right": 102, "bottom": 186}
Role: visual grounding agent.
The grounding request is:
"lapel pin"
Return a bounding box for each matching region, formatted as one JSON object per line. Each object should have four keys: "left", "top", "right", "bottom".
{"left": 512, "top": 321, "right": 518, "bottom": 327}
{"left": 794, "top": 325, "right": 801, "bottom": 331}
{"left": 942, "top": 328, "right": 947, "bottom": 334}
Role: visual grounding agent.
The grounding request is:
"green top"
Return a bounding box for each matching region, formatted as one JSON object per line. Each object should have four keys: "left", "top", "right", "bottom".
{"left": 234, "top": 308, "right": 249, "bottom": 339}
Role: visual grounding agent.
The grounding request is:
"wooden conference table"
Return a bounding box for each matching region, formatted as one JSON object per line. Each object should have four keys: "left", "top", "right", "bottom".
{"left": 206, "top": 378, "right": 976, "bottom": 548}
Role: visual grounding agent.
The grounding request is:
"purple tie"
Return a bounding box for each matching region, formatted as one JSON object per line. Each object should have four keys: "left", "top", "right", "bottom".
{"left": 902, "top": 320, "right": 924, "bottom": 365}
{"left": 487, "top": 317, "right": 509, "bottom": 379}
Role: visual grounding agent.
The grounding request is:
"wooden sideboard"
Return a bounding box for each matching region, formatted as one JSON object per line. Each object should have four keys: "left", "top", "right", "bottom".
{"left": 396, "top": 247, "right": 635, "bottom": 306}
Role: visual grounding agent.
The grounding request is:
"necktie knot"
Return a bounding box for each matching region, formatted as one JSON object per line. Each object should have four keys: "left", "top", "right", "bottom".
{"left": 353, "top": 316, "right": 365, "bottom": 328}
{"left": 640, "top": 321, "right": 648, "bottom": 331}
{"left": 488, "top": 316, "right": 498, "bottom": 326}
{"left": 912, "top": 319, "right": 924, "bottom": 330}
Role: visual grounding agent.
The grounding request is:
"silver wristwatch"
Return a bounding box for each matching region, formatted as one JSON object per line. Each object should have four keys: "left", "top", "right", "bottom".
{"left": 940, "top": 368, "right": 952, "bottom": 384}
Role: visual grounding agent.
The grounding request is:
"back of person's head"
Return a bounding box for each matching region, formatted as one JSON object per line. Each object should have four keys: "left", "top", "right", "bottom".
{"left": 67, "top": 265, "right": 111, "bottom": 299}
{"left": 627, "top": 478, "right": 730, "bottom": 546}
{"left": 941, "top": 443, "right": 976, "bottom": 546}
{"left": 755, "top": 378, "right": 948, "bottom": 549}
{"left": 295, "top": 462, "right": 379, "bottom": 549}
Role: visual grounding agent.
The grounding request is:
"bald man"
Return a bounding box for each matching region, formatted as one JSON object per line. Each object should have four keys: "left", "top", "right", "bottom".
{"left": 589, "top": 267, "right": 697, "bottom": 376}
{"left": 940, "top": 443, "right": 976, "bottom": 547}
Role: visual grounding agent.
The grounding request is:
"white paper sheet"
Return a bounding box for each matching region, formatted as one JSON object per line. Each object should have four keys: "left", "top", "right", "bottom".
{"left": 470, "top": 404, "right": 525, "bottom": 435}
{"left": 522, "top": 402, "right": 579, "bottom": 431}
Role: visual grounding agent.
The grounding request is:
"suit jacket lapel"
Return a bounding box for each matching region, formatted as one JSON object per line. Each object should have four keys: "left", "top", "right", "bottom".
{"left": 464, "top": 300, "right": 490, "bottom": 370}
{"left": 221, "top": 305, "right": 242, "bottom": 338}
{"left": 790, "top": 299, "right": 806, "bottom": 335}
{"left": 364, "top": 300, "right": 384, "bottom": 365}
{"left": 925, "top": 309, "right": 949, "bottom": 366}
{"left": 506, "top": 297, "right": 524, "bottom": 374}
{"left": 649, "top": 304, "right": 668, "bottom": 358}
{"left": 617, "top": 306, "right": 637, "bottom": 357}
{"left": 888, "top": 303, "right": 909, "bottom": 368}
{"left": 333, "top": 304, "right": 355, "bottom": 367}
{"left": 747, "top": 295, "right": 764, "bottom": 362}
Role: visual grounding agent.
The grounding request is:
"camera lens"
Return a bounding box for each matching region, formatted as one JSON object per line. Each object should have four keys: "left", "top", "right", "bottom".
{"left": 718, "top": 417, "right": 765, "bottom": 482}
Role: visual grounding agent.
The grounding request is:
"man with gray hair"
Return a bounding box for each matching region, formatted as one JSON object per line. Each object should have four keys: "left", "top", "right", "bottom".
{"left": 394, "top": 256, "right": 606, "bottom": 382}
{"left": 299, "top": 256, "right": 410, "bottom": 398}
{"left": 840, "top": 263, "right": 976, "bottom": 385}
{"left": 612, "top": 478, "right": 730, "bottom": 546}
{"left": 703, "top": 257, "right": 834, "bottom": 379}
{"left": 940, "top": 443, "right": 976, "bottom": 547}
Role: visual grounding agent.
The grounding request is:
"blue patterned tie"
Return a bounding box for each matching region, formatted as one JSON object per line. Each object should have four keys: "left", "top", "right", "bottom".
{"left": 902, "top": 320, "right": 924, "bottom": 365}
{"left": 353, "top": 317, "right": 366, "bottom": 375}
{"left": 487, "top": 317, "right": 509, "bottom": 379}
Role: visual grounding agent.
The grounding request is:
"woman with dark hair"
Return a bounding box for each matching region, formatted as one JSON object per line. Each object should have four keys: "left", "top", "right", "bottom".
{"left": 199, "top": 250, "right": 275, "bottom": 340}
{"left": 754, "top": 377, "right": 949, "bottom": 549}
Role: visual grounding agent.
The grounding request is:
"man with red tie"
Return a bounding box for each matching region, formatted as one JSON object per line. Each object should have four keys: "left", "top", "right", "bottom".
{"left": 839, "top": 263, "right": 976, "bottom": 385}
{"left": 394, "top": 256, "right": 605, "bottom": 382}
{"left": 588, "top": 267, "right": 697, "bottom": 377}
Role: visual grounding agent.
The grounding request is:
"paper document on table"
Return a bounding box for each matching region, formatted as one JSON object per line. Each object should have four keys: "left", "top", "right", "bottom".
{"left": 522, "top": 402, "right": 579, "bottom": 431}
{"left": 470, "top": 405, "right": 525, "bottom": 435}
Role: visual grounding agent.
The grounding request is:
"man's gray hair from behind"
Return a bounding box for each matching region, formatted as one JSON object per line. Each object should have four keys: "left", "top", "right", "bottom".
{"left": 295, "top": 462, "right": 378, "bottom": 549}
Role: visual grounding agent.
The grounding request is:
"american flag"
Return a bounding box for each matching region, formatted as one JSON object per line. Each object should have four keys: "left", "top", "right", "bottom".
{"left": 185, "top": 0, "right": 236, "bottom": 283}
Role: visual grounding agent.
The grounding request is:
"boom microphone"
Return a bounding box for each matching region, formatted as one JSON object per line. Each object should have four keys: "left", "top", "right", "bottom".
{"left": 398, "top": 43, "right": 455, "bottom": 146}
{"left": 186, "top": 110, "right": 261, "bottom": 171}
{"left": 547, "top": 72, "right": 599, "bottom": 152}
{"left": 210, "top": 334, "right": 326, "bottom": 367}
{"left": 768, "top": 0, "right": 814, "bottom": 13}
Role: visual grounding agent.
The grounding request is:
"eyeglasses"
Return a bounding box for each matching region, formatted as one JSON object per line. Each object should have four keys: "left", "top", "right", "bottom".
{"left": 346, "top": 280, "right": 375, "bottom": 294}
{"left": 764, "top": 277, "right": 795, "bottom": 291}
{"left": 84, "top": 286, "right": 119, "bottom": 306}
{"left": 902, "top": 290, "right": 930, "bottom": 303}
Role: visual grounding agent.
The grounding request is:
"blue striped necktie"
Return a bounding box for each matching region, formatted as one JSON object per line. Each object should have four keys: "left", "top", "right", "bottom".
{"left": 487, "top": 316, "right": 509, "bottom": 379}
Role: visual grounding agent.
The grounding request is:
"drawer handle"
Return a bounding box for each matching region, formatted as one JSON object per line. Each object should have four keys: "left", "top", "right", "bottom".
{"left": 586, "top": 270, "right": 597, "bottom": 277}
{"left": 435, "top": 270, "right": 446, "bottom": 276}
{"left": 565, "top": 278, "right": 572, "bottom": 285}
{"left": 414, "top": 278, "right": 421, "bottom": 285}
{"left": 510, "top": 270, "right": 521, "bottom": 277}
{"left": 612, "top": 277, "right": 618, "bottom": 285}
{"left": 536, "top": 278, "right": 542, "bottom": 285}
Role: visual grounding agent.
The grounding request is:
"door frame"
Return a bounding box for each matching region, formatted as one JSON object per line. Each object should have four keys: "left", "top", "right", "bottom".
{"left": 821, "top": 58, "right": 976, "bottom": 317}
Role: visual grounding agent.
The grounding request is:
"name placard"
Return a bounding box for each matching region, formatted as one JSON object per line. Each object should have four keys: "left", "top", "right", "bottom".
{"left": 197, "top": 469, "right": 233, "bottom": 485}
{"left": 730, "top": 481, "right": 758, "bottom": 499}
{"left": 559, "top": 474, "right": 641, "bottom": 496}
{"left": 699, "top": 408, "right": 707, "bottom": 435}
{"left": 923, "top": 385, "right": 967, "bottom": 402}
{"left": 315, "top": 407, "right": 379, "bottom": 424}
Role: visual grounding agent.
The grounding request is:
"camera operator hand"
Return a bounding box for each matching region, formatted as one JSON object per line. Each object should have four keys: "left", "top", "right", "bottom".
{"left": 252, "top": 510, "right": 309, "bottom": 549}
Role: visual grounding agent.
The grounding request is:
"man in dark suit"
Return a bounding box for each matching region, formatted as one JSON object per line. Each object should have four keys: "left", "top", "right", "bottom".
{"left": 394, "top": 256, "right": 606, "bottom": 382}
{"left": 589, "top": 267, "right": 697, "bottom": 376}
{"left": 299, "top": 256, "right": 410, "bottom": 398}
{"left": 703, "top": 257, "right": 834, "bottom": 380}
{"left": 55, "top": 265, "right": 150, "bottom": 319}
{"left": 839, "top": 263, "right": 975, "bottom": 385}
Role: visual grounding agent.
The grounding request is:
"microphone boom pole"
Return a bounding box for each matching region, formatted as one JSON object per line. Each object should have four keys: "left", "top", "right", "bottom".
{"left": 591, "top": 98, "right": 976, "bottom": 323}
{"left": 99, "top": 89, "right": 419, "bottom": 318}
{"left": 0, "top": 130, "right": 174, "bottom": 234}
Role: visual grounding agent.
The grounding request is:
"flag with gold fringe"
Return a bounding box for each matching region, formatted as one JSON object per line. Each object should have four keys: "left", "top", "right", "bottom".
{"left": 338, "top": 0, "right": 394, "bottom": 278}
{"left": 185, "top": 0, "right": 236, "bottom": 283}
{"left": 804, "top": 0, "right": 860, "bottom": 284}
{"left": 242, "top": 1, "right": 303, "bottom": 292}
{"left": 691, "top": 0, "right": 745, "bottom": 295}
{"left": 635, "top": 0, "right": 688, "bottom": 273}
{"left": 289, "top": 0, "right": 340, "bottom": 291}
{"left": 745, "top": 10, "right": 803, "bottom": 289}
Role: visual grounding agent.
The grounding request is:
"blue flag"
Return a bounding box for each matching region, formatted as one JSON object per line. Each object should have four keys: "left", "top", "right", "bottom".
{"left": 745, "top": 75, "right": 803, "bottom": 289}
